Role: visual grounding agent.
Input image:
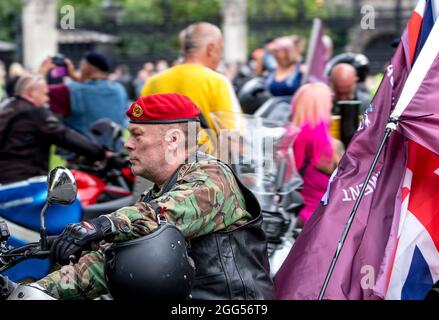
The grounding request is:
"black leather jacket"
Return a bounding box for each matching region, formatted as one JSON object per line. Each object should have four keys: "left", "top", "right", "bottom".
{"left": 0, "top": 97, "right": 105, "bottom": 184}
{"left": 187, "top": 163, "right": 274, "bottom": 300}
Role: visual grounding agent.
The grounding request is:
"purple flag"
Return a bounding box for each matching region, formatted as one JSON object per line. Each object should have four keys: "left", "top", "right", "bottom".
{"left": 391, "top": 29, "right": 439, "bottom": 155}
{"left": 275, "top": 21, "right": 414, "bottom": 299}
{"left": 303, "top": 18, "right": 327, "bottom": 84}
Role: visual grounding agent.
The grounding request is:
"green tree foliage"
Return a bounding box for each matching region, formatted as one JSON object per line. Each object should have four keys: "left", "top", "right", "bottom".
{"left": 118, "top": 0, "right": 162, "bottom": 23}
{"left": 120, "top": 0, "right": 222, "bottom": 24}
{"left": 0, "top": 0, "right": 21, "bottom": 41}
{"left": 248, "top": 0, "right": 331, "bottom": 19}
{"left": 57, "top": 0, "right": 335, "bottom": 25}
{"left": 58, "top": 0, "right": 222, "bottom": 24}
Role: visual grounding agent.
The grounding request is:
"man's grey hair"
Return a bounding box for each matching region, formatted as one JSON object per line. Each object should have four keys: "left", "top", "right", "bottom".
{"left": 14, "top": 74, "right": 44, "bottom": 96}
{"left": 182, "top": 22, "right": 222, "bottom": 56}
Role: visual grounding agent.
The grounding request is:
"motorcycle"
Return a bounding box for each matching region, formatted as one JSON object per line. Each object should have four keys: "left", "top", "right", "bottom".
{"left": 0, "top": 167, "right": 186, "bottom": 301}
{"left": 210, "top": 111, "right": 304, "bottom": 277}
{"left": 0, "top": 167, "right": 77, "bottom": 299}
{"left": 253, "top": 95, "right": 293, "bottom": 123}
{"left": 237, "top": 74, "right": 293, "bottom": 118}
{"left": 237, "top": 77, "right": 273, "bottom": 114}
{"left": 69, "top": 154, "right": 135, "bottom": 207}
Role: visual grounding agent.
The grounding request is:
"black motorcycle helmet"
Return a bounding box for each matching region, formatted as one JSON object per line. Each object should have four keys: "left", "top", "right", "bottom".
{"left": 104, "top": 223, "right": 195, "bottom": 300}
{"left": 88, "top": 118, "right": 124, "bottom": 152}
{"left": 238, "top": 77, "right": 272, "bottom": 114}
{"left": 325, "top": 52, "right": 370, "bottom": 83}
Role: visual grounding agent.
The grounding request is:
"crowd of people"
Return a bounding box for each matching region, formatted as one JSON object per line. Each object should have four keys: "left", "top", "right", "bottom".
{"left": 0, "top": 20, "right": 384, "bottom": 300}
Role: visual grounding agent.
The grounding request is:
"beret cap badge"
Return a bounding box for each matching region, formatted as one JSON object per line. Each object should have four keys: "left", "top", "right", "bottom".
{"left": 132, "top": 104, "right": 144, "bottom": 118}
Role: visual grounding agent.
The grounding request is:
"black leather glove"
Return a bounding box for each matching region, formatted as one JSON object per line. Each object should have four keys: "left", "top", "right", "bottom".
{"left": 50, "top": 216, "right": 115, "bottom": 266}
{"left": 0, "top": 275, "right": 17, "bottom": 300}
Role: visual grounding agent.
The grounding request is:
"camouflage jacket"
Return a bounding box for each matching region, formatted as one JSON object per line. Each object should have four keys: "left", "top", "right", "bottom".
{"left": 36, "top": 158, "right": 252, "bottom": 299}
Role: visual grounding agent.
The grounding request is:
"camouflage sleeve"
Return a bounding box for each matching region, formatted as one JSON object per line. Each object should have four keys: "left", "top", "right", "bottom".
{"left": 106, "top": 161, "right": 251, "bottom": 242}
{"left": 35, "top": 250, "right": 107, "bottom": 300}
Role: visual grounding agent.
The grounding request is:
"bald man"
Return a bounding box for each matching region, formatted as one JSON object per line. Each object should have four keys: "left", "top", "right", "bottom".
{"left": 329, "top": 63, "right": 370, "bottom": 113}
{"left": 141, "top": 22, "right": 242, "bottom": 154}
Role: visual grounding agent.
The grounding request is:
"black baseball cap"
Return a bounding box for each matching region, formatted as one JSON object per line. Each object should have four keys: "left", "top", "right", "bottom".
{"left": 83, "top": 51, "right": 111, "bottom": 73}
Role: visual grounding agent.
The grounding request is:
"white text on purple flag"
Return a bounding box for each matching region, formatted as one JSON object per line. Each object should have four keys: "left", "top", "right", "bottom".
{"left": 341, "top": 171, "right": 380, "bottom": 202}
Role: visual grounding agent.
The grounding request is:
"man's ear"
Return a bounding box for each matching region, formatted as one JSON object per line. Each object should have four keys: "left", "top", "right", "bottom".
{"left": 165, "top": 129, "right": 184, "bottom": 151}
{"left": 26, "top": 87, "right": 37, "bottom": 104}
{"left": 206, "top": 42, "right": 215, "bottom": 57}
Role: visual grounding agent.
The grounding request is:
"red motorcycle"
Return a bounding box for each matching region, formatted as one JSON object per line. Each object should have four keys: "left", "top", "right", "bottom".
{"left": 70, "top": 155, "right": 135, "bottom": 206}
{"left": 58, "top": 119, "right": 137, "bottom": 209}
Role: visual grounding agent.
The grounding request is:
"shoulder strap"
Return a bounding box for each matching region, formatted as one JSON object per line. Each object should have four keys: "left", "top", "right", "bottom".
{"left": 141, "top": 164, "right": 184, "bottom": 223}
{"left": 142, "top": 164, "right": 182, "bottom": 203}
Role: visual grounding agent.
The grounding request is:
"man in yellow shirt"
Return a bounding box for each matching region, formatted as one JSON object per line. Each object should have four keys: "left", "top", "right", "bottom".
{"left": 141, "top": 22, "right": 242, "bottom": 154}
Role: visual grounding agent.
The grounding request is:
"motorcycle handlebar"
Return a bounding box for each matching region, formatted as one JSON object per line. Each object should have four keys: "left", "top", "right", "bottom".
{"left": 46, "top": 235, "right": 58, "bottom": 247}
{"left": 71, "top": 153, "right": 129, "bottom": 173}
{"left": 0, "top": 235, "right": 59, "bottom": 270}
{"left": 31, "top": 250, "right": 51, "bottom": 258}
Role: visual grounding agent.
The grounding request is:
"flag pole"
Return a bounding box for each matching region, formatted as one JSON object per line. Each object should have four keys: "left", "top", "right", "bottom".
{"left": 318, "top": 118, "right": 398, "bottom": 300}
{"left": 301, "top": 18, "right": 321, "bottom": 85}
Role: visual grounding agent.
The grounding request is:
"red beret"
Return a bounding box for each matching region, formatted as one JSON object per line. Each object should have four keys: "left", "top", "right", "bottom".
{"left": 126, "top": 93, "right": 201, "bottom": 124}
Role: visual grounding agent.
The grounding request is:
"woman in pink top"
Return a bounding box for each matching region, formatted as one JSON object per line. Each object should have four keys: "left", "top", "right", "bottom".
{"left": 290, "top": 83, "right": 344, "bottom": 225}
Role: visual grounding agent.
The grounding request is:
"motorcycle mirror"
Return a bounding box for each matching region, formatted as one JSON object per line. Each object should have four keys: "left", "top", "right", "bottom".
{"left": 40, "top": 167, "right": 77, "bottom": 250}
{"left": 47, "top": 167, "right": 77, "bottom": 205}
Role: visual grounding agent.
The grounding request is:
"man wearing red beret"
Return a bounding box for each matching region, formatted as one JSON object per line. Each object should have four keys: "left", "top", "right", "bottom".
{"left": 24, "top": 93, "right": 274, "bottom": 300}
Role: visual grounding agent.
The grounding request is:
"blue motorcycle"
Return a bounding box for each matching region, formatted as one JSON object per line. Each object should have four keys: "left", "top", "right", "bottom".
{"left": 0, "top": 176, "right": 82, "bottom": 281}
